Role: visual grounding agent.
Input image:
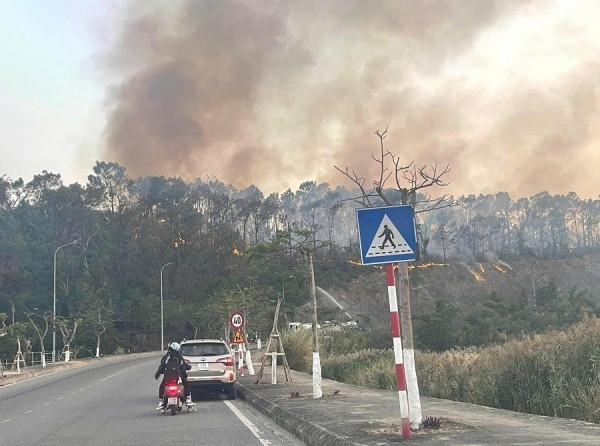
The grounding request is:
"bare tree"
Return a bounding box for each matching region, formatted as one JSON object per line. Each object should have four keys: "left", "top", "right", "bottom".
{"left": 335, "top": 128, "right": 455, "bottom": 429}
{"left": 26, "top": 311, "right": 51, "bottom": 368}
{"left": 57, "top": 317, "right": 82, "bottom": 362}
{"left": 246, "top": 228, "right": 330, "bottom": 398}
{"left": 91, "top": 308, "right": 107, "bottom": 358}
{"left": 290, "top": 229, "right": 331, "bottom": 399}
{"left": 0, "top": 312, "right": 7, "bottom": 337}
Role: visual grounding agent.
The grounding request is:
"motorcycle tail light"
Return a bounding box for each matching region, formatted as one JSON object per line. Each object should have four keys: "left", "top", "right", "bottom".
{"left": 166, "top": 383, "right": 179, "bottom": 395}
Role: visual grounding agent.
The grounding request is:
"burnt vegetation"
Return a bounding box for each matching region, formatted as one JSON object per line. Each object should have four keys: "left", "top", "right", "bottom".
{"left": 1, "top": 157, "right": 600, "bottom": 360}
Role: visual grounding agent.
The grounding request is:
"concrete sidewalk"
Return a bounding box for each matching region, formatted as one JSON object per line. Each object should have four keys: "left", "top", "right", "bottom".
{"left": 236, "top": 365, "right": 600, "bottom": 445}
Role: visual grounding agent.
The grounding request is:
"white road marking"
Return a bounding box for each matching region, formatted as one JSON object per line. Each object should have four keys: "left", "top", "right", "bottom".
{"left": 57, "top": 397, "right": 64, "bottom": 400}
{"left": 0, "top": 419, "right": 11, "bottom": 424}
{"left": 43, "top": 403, "right": 50, "bottom": 406}
{"left": 222, "top": 400, "right": 273, "bottom": 445}
{"left": 100, "top": 364, "right": 138, "bottom": 382}
{"left": 25, "top": 410, "right": 34, "bottom": 414}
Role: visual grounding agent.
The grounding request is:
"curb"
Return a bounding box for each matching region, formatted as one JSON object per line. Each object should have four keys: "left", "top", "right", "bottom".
{"left": 236, "top": 382, "right": 358, "bottom": 446}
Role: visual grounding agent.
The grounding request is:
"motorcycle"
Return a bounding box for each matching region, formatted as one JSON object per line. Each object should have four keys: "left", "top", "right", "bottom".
{"left": 162, "top": 378, "right": 195, "bottom": 415}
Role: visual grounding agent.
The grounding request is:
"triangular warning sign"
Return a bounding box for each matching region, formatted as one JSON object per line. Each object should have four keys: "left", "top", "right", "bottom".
{"left": 232, "top": 330, "right": 245, "bottom": 344}
{"left": 366, "top": 214, "right": 414, "bottom": 258}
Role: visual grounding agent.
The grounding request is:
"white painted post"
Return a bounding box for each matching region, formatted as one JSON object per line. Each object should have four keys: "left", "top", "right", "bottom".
{"left": 271, "top": 352, "right": 277, "bottom": 384}
{"left": 312, "top": 352, "right": 323, "bottom": 398}
{"left": 244, "top": 343, "right": 255, "bottom": 375}
{"left": 257, "top": 339, "right": 261, "bottom": 349}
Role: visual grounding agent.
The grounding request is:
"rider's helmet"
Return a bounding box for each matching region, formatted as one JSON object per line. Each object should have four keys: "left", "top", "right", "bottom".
{"left": 167, "top": 341, "right": 180, "bottom": 352}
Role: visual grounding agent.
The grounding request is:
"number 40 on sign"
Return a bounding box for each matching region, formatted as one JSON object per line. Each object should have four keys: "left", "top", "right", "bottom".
{"left": 229, "top": 310, "right": 244, "bottom": 329}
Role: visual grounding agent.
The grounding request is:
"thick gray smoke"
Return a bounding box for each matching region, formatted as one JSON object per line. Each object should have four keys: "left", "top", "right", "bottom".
{"left": 101, "top": 0, "right": 600, "bottom": 198}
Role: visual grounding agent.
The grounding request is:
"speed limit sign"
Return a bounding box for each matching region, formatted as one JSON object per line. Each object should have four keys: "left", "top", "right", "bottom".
{"left": 229, "top": 311, "right": 245, "bottom": 330}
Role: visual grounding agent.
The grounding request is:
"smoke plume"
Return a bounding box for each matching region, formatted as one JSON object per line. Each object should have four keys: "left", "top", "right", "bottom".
{"left": 101, "top": 0, "right": 600, "bottom": 198}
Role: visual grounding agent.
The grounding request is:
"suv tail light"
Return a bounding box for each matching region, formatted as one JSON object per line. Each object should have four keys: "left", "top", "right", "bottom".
{"left": 217, "top": 356, "right": 234, "bottom": 367}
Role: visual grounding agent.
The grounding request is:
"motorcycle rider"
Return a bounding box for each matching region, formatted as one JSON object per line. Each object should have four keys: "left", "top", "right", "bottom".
{"left": 155, "top": 341, "right": 192, "bottom": 410}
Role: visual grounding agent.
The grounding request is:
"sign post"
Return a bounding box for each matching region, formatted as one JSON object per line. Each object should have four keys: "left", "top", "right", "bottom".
{"left": 356, "top": 205, "right": 416, "bottom": 439}
{"left": 230, "top": 311, "right": 246, "bottom": 375}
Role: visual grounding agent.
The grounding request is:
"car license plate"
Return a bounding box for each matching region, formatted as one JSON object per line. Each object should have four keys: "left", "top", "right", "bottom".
{"left": 198, "top": 363, "right": 209, "bottom": 371}
{"left": 167, "top": 397, "right": 178, "bottom": 405}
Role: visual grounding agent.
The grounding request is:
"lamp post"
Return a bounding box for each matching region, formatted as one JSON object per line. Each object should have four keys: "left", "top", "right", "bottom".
{"left": 160, "top": 262, "right": 174, "bottom": 351}
{"left": 282, "top": 274, "right": 294, "bottom": 302}
{"left": 281, "top": 274, "right": 294, "bottom": 330}
{"left": 53, "top": 239, "right": 79, "bottom": 364}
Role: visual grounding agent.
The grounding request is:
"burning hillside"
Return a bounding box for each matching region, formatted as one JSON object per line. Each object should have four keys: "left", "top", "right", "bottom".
{"left": 321, "top": 254, "right": 600, "bottom": 325}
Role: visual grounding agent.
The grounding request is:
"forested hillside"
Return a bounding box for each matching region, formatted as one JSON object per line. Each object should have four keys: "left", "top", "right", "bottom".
{"left": 2, "top": 162, "right": 600, "bottom": 359}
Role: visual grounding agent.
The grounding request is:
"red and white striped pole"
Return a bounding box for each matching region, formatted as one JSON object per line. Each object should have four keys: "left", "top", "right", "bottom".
{"left": 386, "top": 263, "right": 411, "bottom": 439}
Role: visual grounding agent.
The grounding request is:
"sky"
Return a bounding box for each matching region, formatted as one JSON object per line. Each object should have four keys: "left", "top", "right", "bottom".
{"left": 2, "top": 0, "right": 600, "bottom": 199}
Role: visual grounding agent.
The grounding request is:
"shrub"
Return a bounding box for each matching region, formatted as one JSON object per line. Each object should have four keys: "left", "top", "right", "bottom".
{"left": 281, "top": 329, "right": 313, "bottom": 373}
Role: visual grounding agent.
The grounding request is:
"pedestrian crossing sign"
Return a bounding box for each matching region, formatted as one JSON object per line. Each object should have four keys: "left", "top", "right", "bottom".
{"left": 356, "top": 205, "right": 417, "bottom": 265}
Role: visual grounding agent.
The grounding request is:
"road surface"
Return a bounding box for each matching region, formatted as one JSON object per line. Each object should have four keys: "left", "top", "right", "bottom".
{"left": 0, "top": 354, "right": 303, "bottom": 446}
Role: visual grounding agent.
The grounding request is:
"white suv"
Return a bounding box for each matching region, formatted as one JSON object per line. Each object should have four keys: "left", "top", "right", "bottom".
{"left": 180, "top": 339, "right": 236, "bottom": 399}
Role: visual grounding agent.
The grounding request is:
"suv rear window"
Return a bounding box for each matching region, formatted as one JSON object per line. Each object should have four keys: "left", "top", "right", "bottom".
{"left": 181, "top": 342, "right": 229, "bottom": 357}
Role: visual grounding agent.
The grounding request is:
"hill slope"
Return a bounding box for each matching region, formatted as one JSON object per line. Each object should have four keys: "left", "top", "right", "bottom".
{"left": 315, "top": 254, "right": 600, "bottom": 326}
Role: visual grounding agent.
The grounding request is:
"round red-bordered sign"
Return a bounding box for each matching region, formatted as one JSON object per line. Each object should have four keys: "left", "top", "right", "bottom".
{"left": 229, "top": 311, "right": 244, "bottom": 330}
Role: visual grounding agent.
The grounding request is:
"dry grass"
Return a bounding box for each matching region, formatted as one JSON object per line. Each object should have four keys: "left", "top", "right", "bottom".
{"left": 281, "top": 329, "right": 313, "bottom": 372}
{"left": 284, "top": 317, "right": 600, "bottom": 424}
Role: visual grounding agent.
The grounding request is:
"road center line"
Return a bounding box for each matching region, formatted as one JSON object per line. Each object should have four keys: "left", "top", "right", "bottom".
{"left": 25, "top": 410, "right": 34, "bottom": 414}
{"left": 100, "top": 364, "right": 138, "bottom": 382}
{"left": 0, "top": 419, "right": 11, "bottom": 424}
{"left": 222, "top": 400, "right": 273, "bottom": 445}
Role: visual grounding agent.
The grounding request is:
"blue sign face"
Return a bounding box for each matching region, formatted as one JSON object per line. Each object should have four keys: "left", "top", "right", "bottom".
{"left": 356, "top": 205, "right": 417, "bottom": 265}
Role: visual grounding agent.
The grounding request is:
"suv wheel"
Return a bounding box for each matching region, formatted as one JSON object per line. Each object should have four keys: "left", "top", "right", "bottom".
{"left": 226, "top": 387, "right": 236, "bottom": 400}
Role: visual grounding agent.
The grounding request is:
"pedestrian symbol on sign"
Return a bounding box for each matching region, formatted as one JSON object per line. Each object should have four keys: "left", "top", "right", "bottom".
{"left": 378, "top": 224, "right": 395, "bottom": 249}
{"left": 366, "top": 214, "right": 413, "bottom": 258}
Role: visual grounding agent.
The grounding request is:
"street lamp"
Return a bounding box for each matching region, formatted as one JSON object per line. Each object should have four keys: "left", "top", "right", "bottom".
{"left": 281, "top": 274, "right": 295, "bottom": 330}
{"left": 53, "top": 239, "right": 79, "bottom": 364}
{"left": 160, "top": 262, "right": 174, "bottom": 351}
{"left": 282, "top": 274, "right": 295, "bottom": 301}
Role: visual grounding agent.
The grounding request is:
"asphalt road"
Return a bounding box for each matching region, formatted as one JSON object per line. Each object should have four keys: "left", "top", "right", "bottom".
{"left": 0, "top": 354, "right": 303, "bottom": 446}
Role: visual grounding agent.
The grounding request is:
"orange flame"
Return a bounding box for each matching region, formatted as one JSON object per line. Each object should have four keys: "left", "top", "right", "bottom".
{"left": 232, "top": 247, "right": 242, "bottom": 256}
{"left": 478, "top": 263, "right": 485, "bottom": 273}
{"left": 410, "top": 262, "right": 447, "bottom": 269}
{"left": 493, "top": 264, "right": 507, "bottom": 273}
{"left": 467, "top": 267, "right": 486, "bottom": 283}
{"left": 347, "top": 260, "right": 362, "bottom": 266}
